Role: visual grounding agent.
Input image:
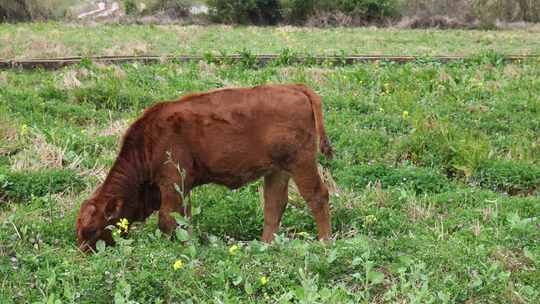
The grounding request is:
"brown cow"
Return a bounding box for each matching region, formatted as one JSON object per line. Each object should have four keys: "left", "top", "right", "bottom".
{"left": 76, "top": 84, "right": 333, "bottom": 251}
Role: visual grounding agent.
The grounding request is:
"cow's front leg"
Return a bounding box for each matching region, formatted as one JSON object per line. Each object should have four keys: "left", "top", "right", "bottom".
{"left": 157, "top": 151, "right": 193, "bottom": 236}
{"left": 158, "top": 183, "right": 188, "bottom": 235}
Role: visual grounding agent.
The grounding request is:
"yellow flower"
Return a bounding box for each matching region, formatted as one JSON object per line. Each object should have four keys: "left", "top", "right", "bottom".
{"left": 117, "top": 218, "right": 129, "bottom": 232}
{"left": 402, "top": 111, "right": 409, "bottom": 119}
{"left": 229, "top": 244, "right": 239, "bottom": 255}
{"left": 260, "top": 276, "right": 268, "bottom": 286}
{"left": 173, "top": 259, "right": 184, "bottom": 270}
{"left": 20, "top": 124, "right": 28, "bottom": 135}
{"left": 365, "top": 215, "right": 378, "bottom": 226}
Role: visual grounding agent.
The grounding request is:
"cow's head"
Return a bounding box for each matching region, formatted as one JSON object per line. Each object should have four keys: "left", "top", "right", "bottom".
{"left": 76, "top": 196, "right": 124, "bottom": 252}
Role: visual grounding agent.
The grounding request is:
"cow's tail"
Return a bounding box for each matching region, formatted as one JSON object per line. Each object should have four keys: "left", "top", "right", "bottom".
{"left": 289, "top": 84, "right": 333, "bottom": 160}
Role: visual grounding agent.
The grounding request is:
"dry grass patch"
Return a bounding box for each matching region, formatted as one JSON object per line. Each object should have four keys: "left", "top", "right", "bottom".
{"left": 0, "top": 40, "right": 17, "bottom": 59}
{"left": 198, "top": 61, "right": 217, "bottom": 78}
{"left": 105, "top": 41, "right": 151, "bottom": 56}
{"left": 491, "top": 247, "right": 534, "bottom": 273}
{"left": 0, "top": 72, "right": 8, "bottom": 86}
{"left": 23, "top": 38, "right": 70, "bottom": 59}
{"left": 62, "top": 70, "right": 82, "bottom": 89}
{"left": 53, "top": 188, "right": 97, "bottom": 215}
{"left": 503, "top": 64, "right": 521, "bottom": 78}
{"left": 9, "top": 132, "right": 82, "bottom": 171}
{"left": 277, "top": 67, "right": 297, "bottom": 79}
{"left": 167, "top": 25, "right": 204, "bottom": 44}
{"left": 275, "top": 67, "right": 331, "bottom": 85}
{"left": 259, "top": 165, "right": 340, "bottom": 208}
{"left": 527, "top": 23, "right": 540, "bottom": 32}
{"left": 471, "top": 219, "right": 482, "bottom": 237}
{"left": 482, "top": 205, "right": 496, "bottom": 222}
{"left": 405, "top": 199, "right": 435, "bottom": 222}
{"left": 306, "top": 68, "right": 331, "bottom": 85}
{"left": 98, "top": 117, "right": 130, "bottom": 137}
{"left": 0, "top": 111, "right": 19, "bottom": 156}
{"left": 110, "top": 65, "right": 127, "bottom": 80}
{"left": 274, "top": 26, "right": 307, "bottom": 33}
{"left": 79, "top": 163, "right": 107, "bottom": 183}
{"left": 396, "top": 15, "right": 471, "bottom": 29}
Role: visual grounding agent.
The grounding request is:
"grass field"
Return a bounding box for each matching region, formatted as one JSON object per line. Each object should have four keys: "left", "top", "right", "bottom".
{"left": 1, "top": 25, "right": 540, "bottom": 303}
{"left": 1, "top": 23, "right": 540, "bottom": 59}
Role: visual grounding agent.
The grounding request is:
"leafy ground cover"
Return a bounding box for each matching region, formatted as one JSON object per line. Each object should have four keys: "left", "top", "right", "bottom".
{"left": 1, "top": 23, "right": 540, "bottom": 59}
{"left": 0, "top": 49, "right": 539, "bottom": 302}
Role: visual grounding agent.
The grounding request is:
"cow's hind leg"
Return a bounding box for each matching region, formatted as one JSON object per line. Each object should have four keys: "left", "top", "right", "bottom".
{"left": 291, "top": 162, "right": 331, "bottom": 241}
{"left": 262, "top": 170, "right": 290, "bottom": 243}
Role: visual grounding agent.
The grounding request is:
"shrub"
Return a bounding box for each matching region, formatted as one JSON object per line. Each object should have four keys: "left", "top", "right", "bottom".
{"left": 280, "top": 0, "right": 399, "bottom": 25}
{"left": 146, "top": 0, "right": 193, "bottom": 17}
{"left": 398, "top": 0, "right": 540, "bottom": 28}
{"left": 0, "top": 0, "right": 47, "bottom": 21}
{"left": 471, "top": 160, "right": 540, "bottom": 195}
{"left": 341, "top": 164, "right": 450, "bottom": 194}
{"left": 206, "top": 0, "right": 281, "bottom": 25}
{"left": 123, "top": 0, "right": 138, "bottom": 15}
{"left": 472, "top": 0, "right": 540, "bottom": 24}
{"left": 207, "top": 0, "right": 399, "bottom": 25}
{"left": 0, "top": 0, "right": 71, "bottom": 21}
{"left": 0, "top": 168, "right": 83, "bottom": 202}
{"left": 279, "top": 0, "right": 311, "bottom": 24}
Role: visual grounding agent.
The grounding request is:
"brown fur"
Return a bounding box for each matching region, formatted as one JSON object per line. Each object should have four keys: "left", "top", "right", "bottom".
{"left": 76, "top": 84, "right": 333, "bottom": 251}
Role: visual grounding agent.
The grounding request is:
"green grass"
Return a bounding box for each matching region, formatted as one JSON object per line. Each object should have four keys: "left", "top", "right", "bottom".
{"left": 1, "top": 23, "right": 540, "bottom": 59}
{"left": 1, "top": 48, "right": 539, "bottom": 302}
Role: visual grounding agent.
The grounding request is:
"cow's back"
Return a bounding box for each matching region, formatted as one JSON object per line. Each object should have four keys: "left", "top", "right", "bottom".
{"left": 157, "top": 85, "right": 318, "bottom": 188}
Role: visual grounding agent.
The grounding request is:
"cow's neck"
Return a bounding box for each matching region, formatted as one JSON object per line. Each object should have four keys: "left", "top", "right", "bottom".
{"left": 99, "top": 115, "right": 155, "bottom": 218}
{"left": 101, "top": 152, "right": 146, "bottom": 209}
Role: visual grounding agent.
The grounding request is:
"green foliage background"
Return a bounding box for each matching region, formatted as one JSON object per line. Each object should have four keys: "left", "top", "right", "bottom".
{"left": 0, "top": 48, "right": 539, "bottom": 302}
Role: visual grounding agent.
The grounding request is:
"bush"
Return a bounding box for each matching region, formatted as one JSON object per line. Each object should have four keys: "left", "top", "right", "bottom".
{"left": 399, "top": 0, "right": 540, "bottom": 28}
{"left": 0, "top": 168, "right": 83, "bottom": 202}
{"left": 0, "top": 0, "right": 42, "bottom": 21}
{"left": 146, "top": 0, "right": 193, "bottom": 17}
{"left": 206, "top": 0, "right": 281, "bottom": 25}
{"left": 279, "top": 0, "right": 311, "bottom": 24}
{"left": 471, "top": 160, "right": 540, "bottom": 195}
{"left": 472, "top": 0, "right": 540, "bottom": 24}
{"left": 341, "top": 164, "right": 450, "bottom": 194}
{"left": 207, "top": 0, "right": 398, "bottom": 25}
{"left": 280, "top": 0, "right": 399, "bottom": 25}
{"left": 0, "top": 0, "right": 71, "bottom": 21}
{"left": 123, "top": 0, "right": 138, "bottom": 15}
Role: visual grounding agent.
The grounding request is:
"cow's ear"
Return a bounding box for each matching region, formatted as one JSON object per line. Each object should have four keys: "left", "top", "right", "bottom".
{"left": 105, "top": 199, "right": 124, "bottom": 221}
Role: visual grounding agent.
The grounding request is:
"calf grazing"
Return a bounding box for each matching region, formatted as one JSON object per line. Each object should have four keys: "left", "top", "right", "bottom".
{"left": 76, "top": 84, "right": 333, "bottom": 251}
